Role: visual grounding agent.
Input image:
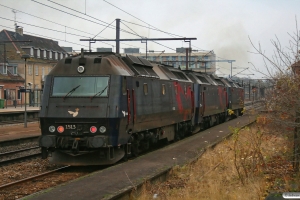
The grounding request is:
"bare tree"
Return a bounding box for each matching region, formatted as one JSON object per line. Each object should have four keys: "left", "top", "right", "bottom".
{"left": 249, "top": 17, "right": 300, "bottom": 171}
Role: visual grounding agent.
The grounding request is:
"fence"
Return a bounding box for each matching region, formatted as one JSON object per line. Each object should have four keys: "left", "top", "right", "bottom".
{"left": 1, "top": 89, "right": 43, "bottom": 108}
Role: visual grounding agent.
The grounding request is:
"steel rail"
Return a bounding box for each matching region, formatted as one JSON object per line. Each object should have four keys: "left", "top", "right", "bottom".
{"left": 0, "top": 146, "right": 40, "bottom": 157}
{"left": 0, "top": 152, "right": 41, "bottom": 166}
{"left": 0, "top": 166, "right": 70, "bottom": 190}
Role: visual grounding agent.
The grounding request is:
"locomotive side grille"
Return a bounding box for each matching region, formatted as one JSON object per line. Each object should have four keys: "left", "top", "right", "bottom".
{"left": 65, "top": 58, "right": 72, "bottom": 64}
{"left": 196, "top": 75, "right": 209, "bottom": 84}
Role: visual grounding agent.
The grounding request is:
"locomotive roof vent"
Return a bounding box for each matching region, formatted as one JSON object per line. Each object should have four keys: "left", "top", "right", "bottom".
{"left": 124, "top": 54, "right": 159, "bottom": 78}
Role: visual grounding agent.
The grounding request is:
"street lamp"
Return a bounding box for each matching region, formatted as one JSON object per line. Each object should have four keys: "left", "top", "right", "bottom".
{"left": 21, "top": 54, "right": 30, "bottom": 128}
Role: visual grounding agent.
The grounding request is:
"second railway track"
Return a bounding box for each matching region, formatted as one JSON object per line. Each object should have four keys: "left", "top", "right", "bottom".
{"left": 0, "top": 146, "right": 41, "bottom": 166}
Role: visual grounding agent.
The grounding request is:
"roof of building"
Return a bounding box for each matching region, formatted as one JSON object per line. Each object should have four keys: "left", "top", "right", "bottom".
{"left": 0, "top": 29, "right": 66, "bottom": 62}
{"left": 0, "top": 28, "right": 66, "bottom": 81}
{"left": 0, "top": 66, "right": 24, "bottom": 82}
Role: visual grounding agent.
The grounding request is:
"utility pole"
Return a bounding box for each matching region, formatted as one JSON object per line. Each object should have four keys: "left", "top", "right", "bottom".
{"left": 116, "top": 18, "right": 120, "bottom": 54}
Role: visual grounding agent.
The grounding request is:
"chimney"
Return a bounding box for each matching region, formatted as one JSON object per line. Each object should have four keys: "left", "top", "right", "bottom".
{"left": 16, "top": 26, "right": 23, "bottom": 36}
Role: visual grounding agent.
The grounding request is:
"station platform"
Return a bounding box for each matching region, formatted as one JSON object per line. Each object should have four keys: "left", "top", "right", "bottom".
{"left": 0, "top": 121, "right": 40, "bottom": 142}
{"left": 0, "top": 106, "right": 40, "bottom": 114}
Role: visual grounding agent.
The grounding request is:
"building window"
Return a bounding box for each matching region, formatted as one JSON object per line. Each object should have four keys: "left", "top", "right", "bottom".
{"left": 55, "top": 52, "right": 58, "bottom": 60}
{"left": 49, "top": 51, "right": 52, "bottom": 59}
{"left": 17, "top": 89, "right": 21, "bottom": 100}
{"left": 42, "top": 67, "right": 45, "bottom": 78}
{"left": 43, "top": 50, "right": 46, "bottom": 59}
{"left": 37, "top": 49, "right": 40, "bottom": 58}
{"left": 143, "top": 83, "right": 148, "bottom": 95}
{"left": 2, "top": 65, "right": 7, "bottom": 74}
{"left": 35, "top": 65, "right": 39, "bottom": 75}
{"left": 13, "top": 66, "right": 17, "bottom": 75}
{"left": 30, "top": 48, "right": 34, "bottom": 57}
{"left": 28, "top": 65, "right": 32, "bottom": 75}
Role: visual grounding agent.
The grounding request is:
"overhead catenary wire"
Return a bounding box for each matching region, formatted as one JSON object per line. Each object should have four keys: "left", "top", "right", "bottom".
{"left": 31, "top": 0, "right": 142, "bottom": 38}
{"left": 0, "top": 4, "right": 143, "bottom": 49}
{"left": 93, "top": 19, "right": 115, "bottom": 39}
{"left": 103, "top": 0, "right": 218, "bottom": 62}
{"left": 103, "top": 0, "right": 181, "bottom": 38}
{"left": 120, "top": 21, "right": 176, "bottom": 52}
{"left": 0, "top": 24, "right": 95, "bottom": 51}
{"left": 32, "top": 0, "right": 203, "bottom": 54}
{"left": 42, "top": 0, "right": 179, "bottom": 53}
{"left": 4, "top": 0, "right": 237, "bottom": 67}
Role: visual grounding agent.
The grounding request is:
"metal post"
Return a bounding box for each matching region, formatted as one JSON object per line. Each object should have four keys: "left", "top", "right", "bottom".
{"left": 21, "top": 89, "right": 22, "bottom": 108}
{"left": 248, "top": 80, "right": 251, "bottom": 101}
{"left": 22, "top": 54, "right": 30, "bottom": 128}
{"left": 189, "top": 42, "right": 191, "bottom": 69}
{"left": 185, "top": 48, "right": 189, "bottom": 70}
{"left": 116, "top": 18, "right": 120, "bottom": 54}
{"left": 24, "top": 58, "right": 27, "bottom": 127}
{"left": 146, "top": 40, "right": 148, "bottom": 59}
{"left": 230, "top": 62, "right": 232, "bottom": 77}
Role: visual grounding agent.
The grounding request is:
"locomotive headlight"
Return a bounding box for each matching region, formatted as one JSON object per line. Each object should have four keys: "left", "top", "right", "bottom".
{"left": 90, "top": 126, "right": 97, "bottom": 133}
{"left": 49, "top": 125, "right": 55, "bottom": 133}
{"left": 57, "top": 126, "right": 64, "bottom": 133}
{"left": 77, "top": 65, "right": 85, "bottom": 73}
{"left": 99, "top": 126, "right": 106, "bottom": 133}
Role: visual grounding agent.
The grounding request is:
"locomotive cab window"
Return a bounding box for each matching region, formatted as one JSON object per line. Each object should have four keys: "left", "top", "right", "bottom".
{"left": 143, "top": 83, "right": 148, "bottom": 95}
{"left": 51, "top": 76, "right": 109, "bottom": 97}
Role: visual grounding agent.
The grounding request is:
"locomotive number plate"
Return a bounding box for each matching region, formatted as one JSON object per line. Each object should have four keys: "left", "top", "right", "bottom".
{"left": 65, "top": 125, "right": 76, "bottom": 129}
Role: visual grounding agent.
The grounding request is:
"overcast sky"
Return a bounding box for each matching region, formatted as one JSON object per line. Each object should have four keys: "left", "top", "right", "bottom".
{"left": 0, "top": 0, "right": 299, "bottom": 78}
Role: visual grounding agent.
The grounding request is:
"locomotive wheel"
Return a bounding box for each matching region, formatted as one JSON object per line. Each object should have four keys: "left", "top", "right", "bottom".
{"left": 41, "top": 147, "right": 48, "bottom": 159}
{"left": 131, "top": 141, "right": 139, "bottom": 157}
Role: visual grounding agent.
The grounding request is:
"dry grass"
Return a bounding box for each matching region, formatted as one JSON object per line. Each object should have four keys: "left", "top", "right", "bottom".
{"left": 135, "top": 116, "right": 298, "bottom": 200}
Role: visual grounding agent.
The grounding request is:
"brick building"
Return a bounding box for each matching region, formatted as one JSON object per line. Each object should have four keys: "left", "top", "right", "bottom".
{"left": 0, "top": 26, "right": 69, "bottom": 107}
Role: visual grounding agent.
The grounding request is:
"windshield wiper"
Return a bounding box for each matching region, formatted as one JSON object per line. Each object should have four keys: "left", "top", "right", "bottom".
{"left": 90, "top": 86, "right": 108, "bottom": 100}
{"left": 63, "top": 85, "right": 80, "bottom": 101}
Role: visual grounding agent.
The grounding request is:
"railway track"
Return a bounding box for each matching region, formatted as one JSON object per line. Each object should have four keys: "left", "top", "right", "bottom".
{"left": 0, "top": 118, "right": 39, "bottom": 126}
{"left": 0, "top": 136, "right": 39, "bottom": 148}
{"left": 0, "top": 146, "right": 41, "bottom": 166}
{"left": 0, "top": 166, "right": 70, "bottom": 191}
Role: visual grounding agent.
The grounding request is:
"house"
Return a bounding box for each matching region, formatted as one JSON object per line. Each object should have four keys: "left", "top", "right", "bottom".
{"left": 0, "top": 26, "right": 69, "bottom": 107}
